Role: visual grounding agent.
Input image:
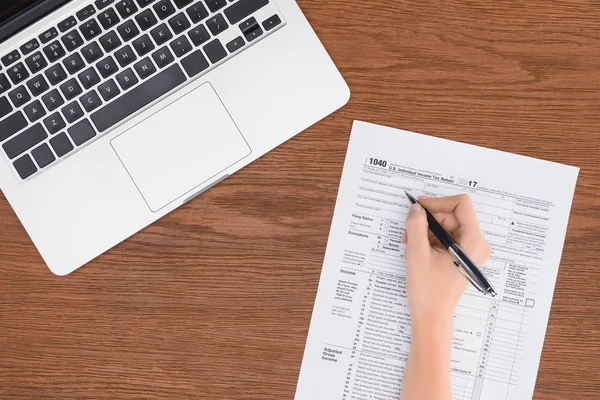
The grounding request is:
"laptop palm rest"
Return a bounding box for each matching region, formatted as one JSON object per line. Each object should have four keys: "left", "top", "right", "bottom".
{"left": 111, "top": 83, "right": 251, "bottom": 212}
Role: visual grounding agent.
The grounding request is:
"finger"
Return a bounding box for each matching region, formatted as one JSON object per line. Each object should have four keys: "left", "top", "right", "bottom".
{"left": 418, "top": 194, "right": 479, "bottom": 228}
{"left": 405, "top": 203, "right": 431, "bottom": 260}
{"left": 432, "top": 211, "right": 459, "bottom": 233}
{"left": 425, "top": 212, "right": 459, "bottom": 245}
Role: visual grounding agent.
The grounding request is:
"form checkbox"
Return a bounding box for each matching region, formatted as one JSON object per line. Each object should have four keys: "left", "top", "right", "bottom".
{"left": 526, "top": 298, "right": 535, "bottom": 308}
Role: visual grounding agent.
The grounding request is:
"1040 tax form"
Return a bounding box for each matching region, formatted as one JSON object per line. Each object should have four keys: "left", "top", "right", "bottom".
{"left": 295, "top": 121, "right": 579, "bottom": 400}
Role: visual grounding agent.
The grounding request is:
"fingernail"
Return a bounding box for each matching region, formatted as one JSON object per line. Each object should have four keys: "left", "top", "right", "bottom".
{"left": 408, "top": 203, "right": 421, "bottom": 214}
{"left": 401, "top": 233, "right": 407, "bottom": 243}
{"left": 418, "top": 195, "right": 430, "bottom": 199}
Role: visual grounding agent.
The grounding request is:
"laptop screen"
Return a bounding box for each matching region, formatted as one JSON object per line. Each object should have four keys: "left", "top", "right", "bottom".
{"left": 0, "top": 0, "right": 45, "bottom": 26}
{"left": 0, "top": 0, "right": 71, "bottom": 42}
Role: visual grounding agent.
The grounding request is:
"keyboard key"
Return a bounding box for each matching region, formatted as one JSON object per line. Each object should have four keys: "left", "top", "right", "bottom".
{"left": 150, "top": 23, "right": 173, "bottom": 45}
{"left": 80, "top": 90, "right": 103, "bottom": 112}
{"left": 39, "top": 27, "right": 59, "bottom": 44}
{"left": 0, "top": 97, "right": 13, "bottom": 118}
{"left": 0, "top": 73, "right": 12, "bottom": 94}
{"left": 26, "top": 75, "right": 49, "bottom": 96}
{"left": 50, "top": 132, "right": 74, "bottom": 157}
{"left": 60, "top": 78, "right": 83, "bottom": 100}
{"left": 20, "top": 39, "right": 40, "bottom": 56}
{"left": 43, "top": 41, "right": 66, "bottom": 63}
{"left": 245, "top": 25, "right": 263, "bottom": 42}
{"left": 76, "top": 5, "right": 96, "bottom": 21}
{"left": 136, "top": 9, "right": 158, "bottom": 30}
{"left": 134, "top": 57, "right": 157, "bottom": 79}
{"left": 7, "top": 63, "right": 29, "bottom": 84}
{"left": 118, "top": 20, "right": 140, "bottom": 42}
{"left": 99, "top": 31, "right": 122, "bottom": 52}
{"left": 63, "top": 53, "right": 85, "bottom": 74}
{"left": 186, "top": 2, "right": 208, "bottom": 24}
{"left": 116, "top": 68, "right": 139, "bottom": 90}
{"left": 45, "top": 64, "right": 67, "bottom": 85}
{"left": 42, "top": 89, "right": 65, "bottom": 111}
{"left": 152, "top": 46, "right": 174, "bottom": 68}
{"left": 61, "top": 30, "right": 84, "bottom": 52}
{"left": 203, "top": 39, "right": 226, "bottom": 63}
{"left": 23, "top": 100, "right": 46, "bottom": 122}
{"left": 170, "top": 36, "right": 192, "bottom": 57}
{"left": 61, "top": 101, "right": 84, "bottom": 123}
{"left": 0, "top": 112, "right": 27, "bottom": 141}
{"left": 78, "top": 67, "right": 101, "bottom": 89}
{"left": 169, "top": 12, "right": 191, "bottom": 35}
{"left": 116, "top": 0, "right": 139, "bottom": 18}
{"left": 206, "top": 14, "right": 228, "bottom": 36}
{"left": 188, "top": 25, "right": 210, "bottom": 46}
{"left": 136, "top": 0, "right": 156, "bottom": 7}
{"left": 96, "top": 0, "right": 116, "bottom": 10}
{"left": 96, "top": 56, "right": 119, "bottom": 78}
{"left": 43, "top": 112, "right": 66, "bottom": 134}
{"left": 81, "top": 42, "right": 104, "bottom": 63}
{"left": 226, "top": 36, "right": 244, "bottom": 53}
{"left": 180, "top": 49, "right": 208, "bottom": 77}
{"left": 9, "top": 85, "right": 31, "bottom": 107}
{"left": 0, "top": 97, "right": 13, "bottom": 119}
{"left": 91, "top": 64, "right": 185, "bottom": 132}
{"left": 2, "top": 50, "right": 21, "bottom": 67}
{"left": 24, "top": 51, "right": 47, "bottom": 73}
{"left": 80, "top": 19, "right": 103, "bottom": 40}
{"left": 205, "top": 0, "right": 226, "bottom": 13}
{"left": 262, "top": 14, "right": 281, "bottom": 31}
{"left": 98, "top": 79, "right": 121, "bottom": 101}
{"left": 239, "top": 17, "right": 257, "bottom": 34}
{"left": 58, "top": 16, "right": 78, "bottom": 32}
{"left": 114, "top": 45, "right": 137, "bottom": 67}
{"left": 154, "top": 0, "right": 176, "bottom": 19}
{"left": 13, "top": 154, "right": 37, "bottom": 179}
{"left": 133, "top": 34, "right": 155, "bottom": 56}
{"left": 224, "top": 0, "right": 268, "bottom": 25}
{"left": 174, "top": 0, "right": 192, "bottom": 8}
{"left": 31, "top": 143, "right": 56, "bottom": 168}
{"left": 68, "top": 119, "right": 97, "bottom": 145}
{"left": 3, "top": 123, "right": 47, "bottom": 159}
{"left": 98, "top": 8, "right": 120, "bottom": 29}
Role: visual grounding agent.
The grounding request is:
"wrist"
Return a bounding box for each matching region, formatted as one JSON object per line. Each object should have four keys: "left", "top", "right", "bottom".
{"left": 410, "top": 315, "right": 454, "bottom": 348}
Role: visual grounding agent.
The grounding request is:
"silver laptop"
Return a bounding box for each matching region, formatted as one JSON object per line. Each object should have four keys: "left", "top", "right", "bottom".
{"left": 0, "top": 0, "right": 349, "bottom": 275}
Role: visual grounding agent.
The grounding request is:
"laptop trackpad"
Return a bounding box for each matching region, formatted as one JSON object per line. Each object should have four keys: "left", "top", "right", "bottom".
{"left": 111, "top": 83, "right": 251, "bottom": 212}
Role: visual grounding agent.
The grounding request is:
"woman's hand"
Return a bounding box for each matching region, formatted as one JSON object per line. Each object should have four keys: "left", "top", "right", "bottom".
{"left": 400, "top": 194, "right": 492, "bottom": 400}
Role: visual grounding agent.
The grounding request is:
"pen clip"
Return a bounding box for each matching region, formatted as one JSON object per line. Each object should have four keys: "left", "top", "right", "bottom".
{"left": 450, "top": 245, "right": 497, "bottom": 297}
{"left": 453, "top": 260, "right": 486, "bottom": 294}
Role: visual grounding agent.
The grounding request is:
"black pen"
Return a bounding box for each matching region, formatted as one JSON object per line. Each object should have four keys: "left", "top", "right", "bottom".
{"left": 405, "top": 192, "right": 497, "bottom": 297}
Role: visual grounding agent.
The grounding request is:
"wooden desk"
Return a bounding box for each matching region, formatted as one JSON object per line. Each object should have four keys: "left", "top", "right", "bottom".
{"left": 1, "top": 1, "right": 599, "bottom": 398}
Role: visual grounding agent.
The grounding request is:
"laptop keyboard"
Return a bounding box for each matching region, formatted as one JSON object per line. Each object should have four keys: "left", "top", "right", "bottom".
{"left": 0, "top": 0, "right": 283, "bottom": 180}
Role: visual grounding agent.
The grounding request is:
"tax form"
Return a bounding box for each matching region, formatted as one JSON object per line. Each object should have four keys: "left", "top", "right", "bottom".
{"left": 295, "top": 121, "right": 579, "bottom": 400}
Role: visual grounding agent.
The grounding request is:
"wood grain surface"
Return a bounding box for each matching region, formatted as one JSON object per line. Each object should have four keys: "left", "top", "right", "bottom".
{"left": 1, "top": 0, "right": 600, "bottom": 398}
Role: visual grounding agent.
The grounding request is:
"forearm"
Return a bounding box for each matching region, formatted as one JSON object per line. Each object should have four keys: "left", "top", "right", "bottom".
{"left": 400, "top": 318, "right": 454, "bottom": 400}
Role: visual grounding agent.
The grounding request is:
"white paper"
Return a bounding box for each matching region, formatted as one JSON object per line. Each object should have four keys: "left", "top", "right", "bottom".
{"left": 295, "top": 121, "right": 579, "bottom": 400}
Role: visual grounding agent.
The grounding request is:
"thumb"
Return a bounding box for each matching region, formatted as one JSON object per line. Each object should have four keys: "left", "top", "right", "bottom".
{"left": 405, "top": 203, "right": 431, "bottom": 261}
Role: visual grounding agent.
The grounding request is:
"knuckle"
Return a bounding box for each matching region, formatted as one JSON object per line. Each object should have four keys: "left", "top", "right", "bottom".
{"left": 459, "top": 193, "right": 472, "bottom": 204}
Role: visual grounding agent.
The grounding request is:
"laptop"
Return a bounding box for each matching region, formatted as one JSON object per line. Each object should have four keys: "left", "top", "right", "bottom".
{"left": 0, "top": 0, "right": 350, "bottom": 275}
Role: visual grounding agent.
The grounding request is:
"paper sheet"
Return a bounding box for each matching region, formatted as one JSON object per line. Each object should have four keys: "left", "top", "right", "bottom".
{"left": 295, "top": 121, "right": 579, "bottom": 400}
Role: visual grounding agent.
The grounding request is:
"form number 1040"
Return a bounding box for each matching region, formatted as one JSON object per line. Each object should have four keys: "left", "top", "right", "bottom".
{"left": 367, "top": 158, "right": 388, "bottom": 168}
